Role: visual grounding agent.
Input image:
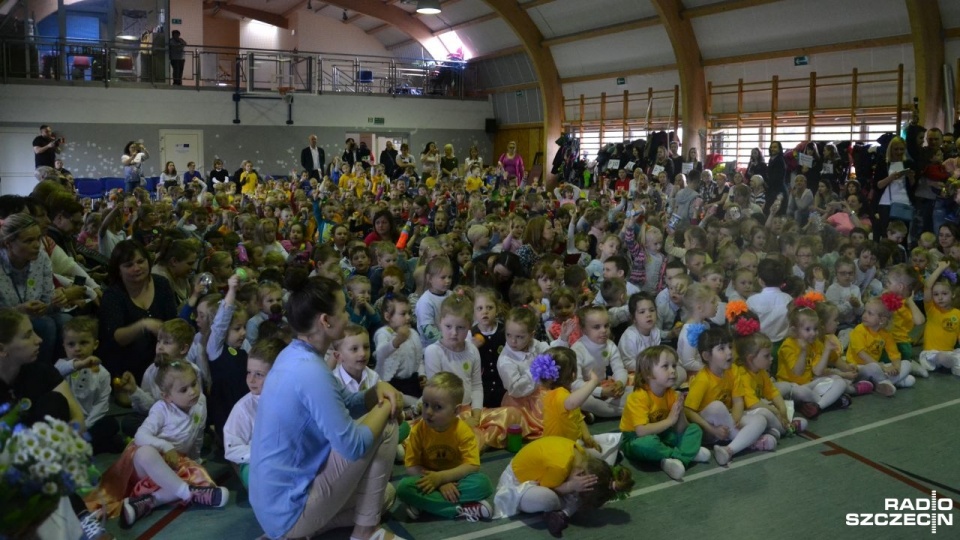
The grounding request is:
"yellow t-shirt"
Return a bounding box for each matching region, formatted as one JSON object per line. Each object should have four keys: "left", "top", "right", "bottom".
{"left": 465, "top": 176, "right": 483, "bottom": 193}
{"left": 889, "top": 303, "right": 913, "bottom": 344}
{"left": 619, "top": 385, "right": 676, "bottom": 433}
{"left": 512, "top": 436, "right": 585, "bottom": 488}
{"left": 736, "top": 365, "right": 780, "bottom": 409}
{"left": 776, "top": 337, "right": 821, "bottom": 385}
{"left": 371, "top": 174, "right": 386, "bottom": 195}
{"left": 404, "top": 417, "right": 480, "bottom": 471}
{"left": 923, "top": 300, "right": 960, "bottom": 351}
{"left": 425, "top": 175, "right": 437, "bottom": 190}
{"left": 846, "top": 324, "right": 900, "bottom": 365}
{"left": 685, "top": 367, "right": 742, "bottom": 412}
{"left": 338, "top": 173, "right": 356, "bottom": 192}
{"left": 542, "top": 387, "right": 585, "bottom": 441}
{"left": 240, "top": 171, "right": 259, "bottom": 194}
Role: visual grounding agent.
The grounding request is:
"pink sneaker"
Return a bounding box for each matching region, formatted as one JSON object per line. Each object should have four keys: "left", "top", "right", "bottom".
{"left": 853, "top": 381, "right": 874, "bottom": 395}
{"left": 791, "top": 418, "right": 808, "bottom": 433}
{"left": 750, "top": 434, "right": 778, "bottom": 452}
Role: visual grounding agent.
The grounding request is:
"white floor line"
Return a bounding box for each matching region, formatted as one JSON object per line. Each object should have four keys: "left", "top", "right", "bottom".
{"left": 442, "top": 397, "right": 960, "bottom": 540}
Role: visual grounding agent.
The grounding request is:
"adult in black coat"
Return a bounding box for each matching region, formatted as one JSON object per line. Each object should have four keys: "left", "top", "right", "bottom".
{"left": 765, "top": 141, "right": 789, "bottom": 215}
{"left": 379, "top": 140, "right": 398, "bottom": 178}
{"left": 300, "top": 134, "right": 326, "bottom": 180}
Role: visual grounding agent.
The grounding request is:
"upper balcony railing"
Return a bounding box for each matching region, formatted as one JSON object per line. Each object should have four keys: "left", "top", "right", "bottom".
{"left": 0, "top": 36, "right": 481, "bottom": 99}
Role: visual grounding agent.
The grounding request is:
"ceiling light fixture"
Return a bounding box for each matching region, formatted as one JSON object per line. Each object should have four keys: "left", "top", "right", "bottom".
{"left": 416, "top": 0, "right": 441, "bottom": 15}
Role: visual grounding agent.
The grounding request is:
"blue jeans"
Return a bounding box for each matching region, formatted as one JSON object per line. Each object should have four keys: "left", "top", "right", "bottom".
{"left": 934, "top": 198, "right": 950, "bottom": 236}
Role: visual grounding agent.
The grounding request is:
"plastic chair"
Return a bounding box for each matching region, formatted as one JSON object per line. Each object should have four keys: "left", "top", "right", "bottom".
{"left": 356, "top": 70, "right": 373, "bottom": 93}
{"left": 145, "top": 176, "right": 160, "bottom": 195}
{"left": 74, "top": 178, "right": 104, "bottom": 199}
{"left": 102, "top": 177, "right": 125, "bottom": 192}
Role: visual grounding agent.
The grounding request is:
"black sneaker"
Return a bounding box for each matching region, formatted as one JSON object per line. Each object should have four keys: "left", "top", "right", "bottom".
{"left": 120, "top": 495, "right": 155, "bottom": 529}
{"left": 544, "top": 510, "right": 570, "bottom": 538}
{"left": 582, "top": 412, "right": 596, "bottom": 425}
{"left": 837, "top": 394, "right": 852, "bottom": 409}
{"left": 189, "top": 485, "right": 229, "bottom": 508}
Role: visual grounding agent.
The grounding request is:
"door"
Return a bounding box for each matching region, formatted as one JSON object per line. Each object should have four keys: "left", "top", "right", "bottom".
{"left": 159, "top": 129, "right": 203, "bottom": 177}
{"left": 0, "top": 127, "right": 43, "bottom": 196}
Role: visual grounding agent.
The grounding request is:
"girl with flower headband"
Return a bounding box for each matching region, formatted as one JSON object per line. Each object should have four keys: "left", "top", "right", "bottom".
{"left": 491, "top": 434, "right": 635, "bottom": 537}
{"left": 620, "top": 346, "right": 711, "bottom": 481}
{"left": 424, "top": 292, "right": 521, "bottom": 450}
{"left": 845, "top": 295, "right": 916, "bottom": 397}
{"left": 570, "top": 306, "right": 628, "bottom": 419}
{"left": 684, "top": 326, "right": 774, "bottom": 466}
{"left": 676, "top": 283, "right": 720, "bottom": 385}
{"left": 880, "top": 264, "right": 925, "bottom": 370}
{"left": 915, "top": 261, "right": 960, "bottom": 377}
{"left": 774, "top": 301, "right": 856, "bottom": 420}
{"left": 729, "top": 307, "right": 809, "bottom": 437}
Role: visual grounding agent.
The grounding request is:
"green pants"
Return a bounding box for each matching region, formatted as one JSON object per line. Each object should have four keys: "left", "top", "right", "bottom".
{"left": 897, "top": 342, "right": 913, "bottom": 361}
{"left": 397, "top": 472, "right": 493, "bottom": 519}
{"left": 771, "top": 339, "right": 784, "bottom": 376}
{"left": 240, "top": 463, "right": 250, "bottom": 489}
{"left": 399, "top": 420, "right": 410, "bottom": 444}
{"left": 621, "top": 424, "right": 703, "bottom": 466}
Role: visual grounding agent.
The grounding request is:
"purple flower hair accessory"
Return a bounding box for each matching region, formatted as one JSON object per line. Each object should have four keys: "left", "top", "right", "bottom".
{"left": 943, "top": 268, "right": 957, "bottom": 284}
{"left": 531, "top": 354, "right": 560, "bottom": 382}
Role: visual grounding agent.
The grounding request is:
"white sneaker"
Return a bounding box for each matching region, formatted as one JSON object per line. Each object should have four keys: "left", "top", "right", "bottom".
{"left": 661, "top": 458, "right": 685, "bottom": 481}
{"left": 455, "top": 500, "right": 492, "bottom": 522}
{"left": 912, "top": 362, "right": 930, "bottom": 378}
{"left": 694, "top": 446, "right": 712, "bottom": 463}
{"left": 395, "top": 443, "right": 405, "bottom": 464}
{"left": 952, "top": 365, "right": 960, "bottom": 377}
{"left": 749, "top": 434, "right": 778, "bottom": 452}
{"left": 713, "top": 445, "right": 732, "bottom": 467}
{"left": 897, "top": 374, "right": 916, "bottom": 388}
{"left": 406, "top": 504, "right": 421, "bottom": 521}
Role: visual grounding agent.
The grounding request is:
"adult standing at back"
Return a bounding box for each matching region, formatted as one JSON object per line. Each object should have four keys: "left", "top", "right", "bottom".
{"left": 765, "top": 141, "right": 789, "bottom": 215}
{"left": 499, "top": 141, "right": 525, "bottom": 186}
{"left": 250, "top": 276, "right": 401, "bottom": 540}
{"left": 121, "top": 141, "right": 149, "bottom": 193}
{"left": 379, "top": 140, "right": 398, "bottom": 179}
{"left": 169, "top": 30, "right": 187, "bottom": 85}
{"left": 33, "top": 124, "right": 61, "bottom": 170}
{"left": 301, "top": 134, "right": 326, "bottom": 181}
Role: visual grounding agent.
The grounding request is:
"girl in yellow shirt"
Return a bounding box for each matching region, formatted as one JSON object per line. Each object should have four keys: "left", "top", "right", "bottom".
{"left": 735, "top": 329, "right": 806, "bottom": 436}
{"left": 491, "top": 436, "right": 634, "bottom": 536}
{"left": 774, "top": 307, "right": 849, "bottom": 419}
{"left": 684, "top": 326, "right": 772, "bottom": 467}
{"left": 845, "top": 296, "right": 915, "bottom": 397}
{"left": 620, "top": 346, "right": 709, "bottom": 481}
{"left": 917, "top": 261, "right": 960, "bottom": 376}
{"left": 537, "top": 347, "right": 601, "bottom": 450}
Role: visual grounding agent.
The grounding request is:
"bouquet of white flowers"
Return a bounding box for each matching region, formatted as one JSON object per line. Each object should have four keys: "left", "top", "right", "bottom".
{"left": 0, "top": 399, "right": 94, "bottom": 539}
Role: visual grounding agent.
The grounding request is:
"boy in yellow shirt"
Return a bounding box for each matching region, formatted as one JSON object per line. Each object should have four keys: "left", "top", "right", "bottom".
{"left": 917, "top": 261, "right": 960, "bottom": 377}
{"left": 398, "top": 372, "right": 493, "bottom": 522}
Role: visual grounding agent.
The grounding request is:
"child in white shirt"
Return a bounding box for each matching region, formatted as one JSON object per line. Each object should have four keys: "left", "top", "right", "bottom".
{"left": 571, "top": 306, "right": 627, "bottom": 419}
{"left": 747, "top": 258, "right": 793, "bottom": 351}
{"left": 374, "top": 294, "right": 425, "bottom": 408}
{"left": 55, "top": 317, "right": 117, "bottom": 453}
{"left": 224, "top": 338, "right": 284, "bottom": 488}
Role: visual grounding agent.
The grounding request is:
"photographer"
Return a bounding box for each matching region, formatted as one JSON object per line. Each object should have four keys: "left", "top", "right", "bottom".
{"left": 32, "top": 124, "right": 62, "bottom": 169}
{"left": 121, "top": 140, "right": 149, "bottom": 192}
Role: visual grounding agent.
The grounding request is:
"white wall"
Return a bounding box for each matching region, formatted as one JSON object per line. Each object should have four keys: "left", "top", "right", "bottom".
{"left": 290, "top": 11, "right": 391, "bottom": 57}
{"left": 0, "top": 85, "right": 493, "bottom": 129}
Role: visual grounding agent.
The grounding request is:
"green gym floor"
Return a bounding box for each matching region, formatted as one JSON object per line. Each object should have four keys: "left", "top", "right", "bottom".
{"left": 96, "top": 376, "right": 960, "bottom": 540}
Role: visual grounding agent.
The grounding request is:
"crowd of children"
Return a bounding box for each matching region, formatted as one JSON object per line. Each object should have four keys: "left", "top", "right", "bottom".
{"left": 37, "top": 135, "right": 960, "bottom": 539}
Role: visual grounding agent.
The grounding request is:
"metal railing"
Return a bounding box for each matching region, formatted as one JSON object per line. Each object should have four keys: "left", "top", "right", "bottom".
{"left": 0, "top": 36, "right": 480, "bottom": 99}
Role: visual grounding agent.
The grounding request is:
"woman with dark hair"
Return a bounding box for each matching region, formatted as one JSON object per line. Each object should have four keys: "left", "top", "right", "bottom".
{"left": 152, "top": 236, "right": 201, "bottom": 305}
{"left": 98, "top": 240, "right": 177, "bottom": 382}
{"left": 938, "top": 223, "right": 960, "bottom": 255}
{"left": 250, "top": 276, "right": 401, "bottom": 540}
{"left": 0, "top": 212, "right": 69, "bottom": 365}
{"left": 121, "top": 140, "right": 149, "bottom": 193}
{"left": 746, "top": 147, "right": 767, "bottom": 183}
{"left": 799, "top": 142, "right": 822, "bottom": 191}
{"left": 420, "top": 141, "right": 440, "bottom": 178}
{"left": 515, "top": 216, "right": 559, "bottom": 269}
{"left": 482, "top": 251, "right": 524, "bottom": 299}
{"left": 364, "top": 209, "right": 398, "bottom": 246}
{"left": 765, "top": 141, "right": 789, "bottom": 215}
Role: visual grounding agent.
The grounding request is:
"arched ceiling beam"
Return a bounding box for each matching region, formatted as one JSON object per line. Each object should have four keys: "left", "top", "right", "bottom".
{"left": 204, "top": 1, "right": 289, "bottom": 28}
{"left": 320, "top": 0, "right": 438, "bottom": 50}
{"left": 483, "top": 0, "right": 563, "bottom": 182}
{"left": 906, "top": 0, "right": 945, "bottom": 128}
{"left": 542, "top": 0, "right": 782, "bottom": 48}
{"left": 521, "top": 0, "right": 558, "bottom": 9}
{"left": 652, "top": 0, "right": 706, "bottom": 154}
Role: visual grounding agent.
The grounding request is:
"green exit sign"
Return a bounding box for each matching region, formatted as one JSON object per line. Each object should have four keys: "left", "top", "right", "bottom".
{"left": 172, "top": 18, "right": 182, "bottom": 25}
{"left": 515, "top": 90, "right": 523, "bottom": 97}
{"left": 616, "top": 77, "right": 626, "bottom": 85}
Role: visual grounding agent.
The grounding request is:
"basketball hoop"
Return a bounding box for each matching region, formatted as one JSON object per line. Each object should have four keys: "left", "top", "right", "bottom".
{"left": 278, "top": 86, "right": 294, "bottom": 97}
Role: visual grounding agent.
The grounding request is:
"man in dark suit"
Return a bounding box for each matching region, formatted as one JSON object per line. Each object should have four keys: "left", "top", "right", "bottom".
{"left": 300, "top": 134, "right": 325, "bottom": 180}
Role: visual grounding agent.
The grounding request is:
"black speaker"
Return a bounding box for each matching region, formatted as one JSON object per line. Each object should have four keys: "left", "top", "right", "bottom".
{"left": 485, "top": 118, "right": 498, "bottom": 134}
